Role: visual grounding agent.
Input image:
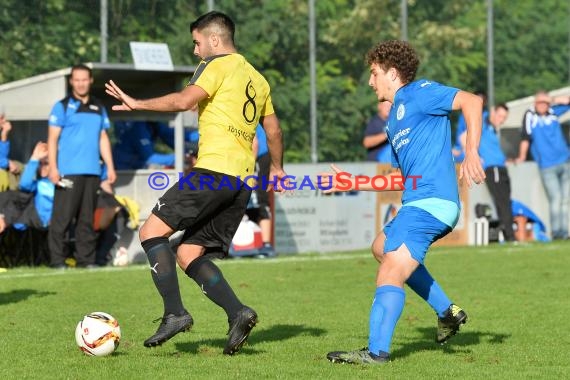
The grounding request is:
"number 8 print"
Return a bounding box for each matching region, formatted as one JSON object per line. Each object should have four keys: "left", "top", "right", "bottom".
{"left": 242, "top": 80, "right": 257, "bottom": 123}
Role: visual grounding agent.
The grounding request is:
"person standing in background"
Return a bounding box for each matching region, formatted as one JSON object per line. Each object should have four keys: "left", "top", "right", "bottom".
{"left": 249, "top": 124, "right": 276, "bottom": 256}
{"left": 516, "top": 91, "right": 570, "bottom": 240}
{"left": 363, "top": 101, "right": 392, "bottom": 163}
{"left": 47, "top": 64, "right": 116, "bottom": 269}
{"left": 460, "top": 103, "right": 515, "bottom": 242}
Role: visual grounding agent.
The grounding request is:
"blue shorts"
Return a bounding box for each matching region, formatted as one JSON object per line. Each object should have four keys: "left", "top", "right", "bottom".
{"left": 383, "top": 206, "right": 452, "bottom": 264}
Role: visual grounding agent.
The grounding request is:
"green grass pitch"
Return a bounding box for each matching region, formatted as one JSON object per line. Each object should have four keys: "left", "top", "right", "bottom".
{"left": 1, "top": 241, "right": 569, "bottom": 379}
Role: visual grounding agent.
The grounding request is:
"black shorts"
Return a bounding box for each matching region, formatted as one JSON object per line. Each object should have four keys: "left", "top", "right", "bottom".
{"left": 152, "top": 168, "right": 251, "bottom": 255}
{"left": 245, "top": 205, "right": 271, "bottom": 222}
{"left": 255, "top": 153, "right": 271, "bottom": 209}
{"left": 246, "top": 152, "right": 271, "bottom": 222}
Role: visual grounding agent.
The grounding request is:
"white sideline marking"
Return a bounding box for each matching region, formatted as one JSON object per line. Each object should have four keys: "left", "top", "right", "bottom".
{"left": 0, "top": 242, "right": 546, "bottom": 280}
{"left": 1, "top": 252, "right": 372, "bottom": 280}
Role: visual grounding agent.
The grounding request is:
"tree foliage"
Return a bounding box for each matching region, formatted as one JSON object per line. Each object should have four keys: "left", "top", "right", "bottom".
{"left": 0, "top": 0, "right": 568, "bottom": 162}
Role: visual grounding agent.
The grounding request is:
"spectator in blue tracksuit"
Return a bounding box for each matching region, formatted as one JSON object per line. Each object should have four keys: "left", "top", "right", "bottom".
{"left": 18, "top": 142, "right": 53, "bottom": 229}
{"left": 0, "top": 143, "right": 126, "bottom": 267}
{"left": 516, "top": 91, "right": 570, "bottom": 240}
{"left": 0, "top": 142, "right": 53, "bottom": 233}
{"left": 113, "top": 121, "right": 199, "bottom": 170}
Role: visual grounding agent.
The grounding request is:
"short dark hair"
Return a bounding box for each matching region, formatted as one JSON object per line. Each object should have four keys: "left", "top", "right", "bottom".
{"left": 366, "top": 40, "right": 419, "bottom": 84}
{"left": 495, "top": 103, "right": 509, "bottom": 112}
{"left": 190, "top": 11, "right": 235, "bottom": 45}
{"left": 70, "top": 63, "right": 92, "bottom": 78}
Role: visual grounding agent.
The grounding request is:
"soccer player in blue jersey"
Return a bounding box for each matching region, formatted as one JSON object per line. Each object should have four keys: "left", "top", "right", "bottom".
{"left": 322, "top": 40, "right": 486, "bottom": 364}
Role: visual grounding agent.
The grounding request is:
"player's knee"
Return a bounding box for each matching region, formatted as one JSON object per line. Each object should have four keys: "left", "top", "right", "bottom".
{"left": 371, "top": 244, "right": 383, "bottom": 263}
{"left": 176, "top": 245, "right": 206, "bottom": 271}
{"left": 139, "top": 215, "right": 173, "bottom": 242}
{"left": 377, "top": 258, "right": 407, "bottom": 286}
{"left": 139, "top": 221, "right": 158, "bottom": 242}
{"left": 371, "top": 237, "right": 384, "bottom": 262}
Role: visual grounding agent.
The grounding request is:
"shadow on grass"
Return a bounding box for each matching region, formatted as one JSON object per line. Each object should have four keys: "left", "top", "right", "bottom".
{"left": 0, "top": 289, "right": 57, "bottom": 306}
{"left": 175, "top": 323, "right": 326, "bottom": 355}
{"left": 391, "top": 326, "right": 511, "bottom": 359}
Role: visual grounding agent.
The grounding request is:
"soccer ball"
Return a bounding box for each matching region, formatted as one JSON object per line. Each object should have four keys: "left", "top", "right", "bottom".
{"left": 75, "top": 312, "right": 121, "bottom": 356}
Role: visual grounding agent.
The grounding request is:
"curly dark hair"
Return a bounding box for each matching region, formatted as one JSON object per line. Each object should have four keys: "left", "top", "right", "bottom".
{"left": 366, "top": 40, "right": 420, "bottom": 84}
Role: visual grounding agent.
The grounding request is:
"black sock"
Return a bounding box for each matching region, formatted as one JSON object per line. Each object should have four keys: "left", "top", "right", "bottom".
{"left": 185, "top": 255, "right": 243, "bottom": 320}
{"left": 141, "top": 237, "right": 186, "bottom": 316}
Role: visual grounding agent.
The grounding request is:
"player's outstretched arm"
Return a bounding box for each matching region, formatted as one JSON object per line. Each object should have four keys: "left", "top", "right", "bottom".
{"left": 318, "top": 164, "right": 406, "bottom": 193}
{"left": 105, "top": 80, "right": 208, "bottom": 113}
{"left": 318, "top": 165, "right": 406, "bottom": 194}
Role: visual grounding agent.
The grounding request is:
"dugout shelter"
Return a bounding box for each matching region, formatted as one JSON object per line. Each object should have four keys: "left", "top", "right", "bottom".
{"left": 0, "top": 63, "right": 199, "bottom": 265}
{"left": 0, "top": 62, "right": 196, "bottom": 171}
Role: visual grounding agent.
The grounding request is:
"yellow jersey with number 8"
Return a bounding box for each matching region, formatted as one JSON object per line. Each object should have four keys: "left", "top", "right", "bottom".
{"left": 189, "top": 53, "right": 274, "bottom": 178}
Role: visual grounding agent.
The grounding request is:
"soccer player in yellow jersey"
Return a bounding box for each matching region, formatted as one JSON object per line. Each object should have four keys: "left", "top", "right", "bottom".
{"left": 105, "top": 11, "right": 287, "bottom": 355}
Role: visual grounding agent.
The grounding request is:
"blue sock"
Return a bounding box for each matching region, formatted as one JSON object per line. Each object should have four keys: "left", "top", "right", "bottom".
{"left": 368, "top": 285, "right": 406, "bottom": 355}
{"left": 406, "top": 264, "right": 451, "bottom": 317}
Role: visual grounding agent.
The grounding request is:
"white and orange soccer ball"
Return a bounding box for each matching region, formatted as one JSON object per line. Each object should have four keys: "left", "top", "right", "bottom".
{"left": 75, "top": 312, "right": 121, "bottom": 356}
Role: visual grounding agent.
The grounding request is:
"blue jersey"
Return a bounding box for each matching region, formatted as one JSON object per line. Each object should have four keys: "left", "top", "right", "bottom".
{"left": 452, "top": 114, "right": 467, "bottom": 163}
{"left": 455, "top": 114, "right": 467, "bottom": 146}
{"left": 375, "top": 143, "right": 392, "bottom": 163}
{"left": 478, "top": 118, "right": 506, "bottom": 169}
{"left": 0, "top": 141, "right": 9, "bottom": 169}
{"left": 388, "top": 79, "right": 460, "bottom": 226}
{"left": 49, "top": 96, "right": 110, "bottom": 176}
{"left": 521, "top": 104, "right": 570, "bottom": 169}
{"left": 255, "top": 124, "right": 269, "bottom": 157}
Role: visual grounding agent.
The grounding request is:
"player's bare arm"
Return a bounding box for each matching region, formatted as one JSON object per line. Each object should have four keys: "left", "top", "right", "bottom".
{"left": 105, "top": 80, "right": 208, "bottom": 112}
{"left": 261, "top": 113, "right": 288, "bottom": 192}
{"left": 452, "top": 91, "right": 485, "bottom": 187}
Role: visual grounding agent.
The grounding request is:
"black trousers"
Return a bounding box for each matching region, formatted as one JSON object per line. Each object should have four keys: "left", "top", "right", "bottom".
{"left": 485, "top": 166, "right": 515, "bottom": 241}
{"left": 48, "top": 175, "right": 100, "bottom": 267}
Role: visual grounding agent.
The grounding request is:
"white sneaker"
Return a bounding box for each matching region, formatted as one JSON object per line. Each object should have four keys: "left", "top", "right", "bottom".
{"left": 113, "top": 247, "right": 129, "bottom": 267}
